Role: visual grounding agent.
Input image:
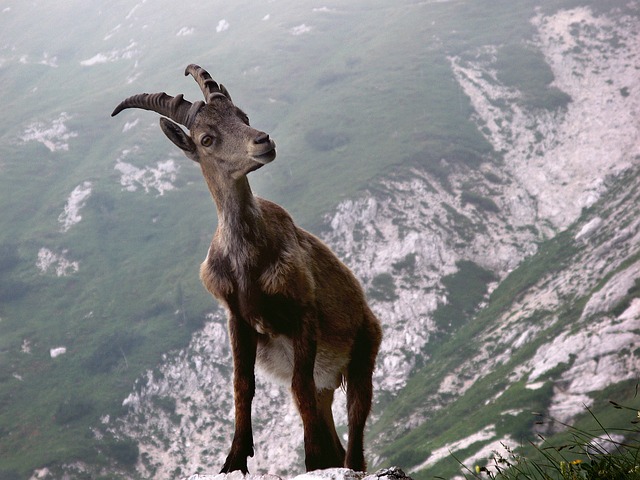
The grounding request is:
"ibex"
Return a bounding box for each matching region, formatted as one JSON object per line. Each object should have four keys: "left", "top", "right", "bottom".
{"left": 112, "top": 65, "right": 382, "bottom": 473}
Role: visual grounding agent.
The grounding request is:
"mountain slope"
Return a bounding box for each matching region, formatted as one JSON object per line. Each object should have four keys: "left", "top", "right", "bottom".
{"left": 96, "top": 3, "right": 640, "bottom": 479}
{"left": 0, "top": 1, "right": 638, "bottom": 479}
{"left": 365, "top": 5, "right": 640, "bottom": 478}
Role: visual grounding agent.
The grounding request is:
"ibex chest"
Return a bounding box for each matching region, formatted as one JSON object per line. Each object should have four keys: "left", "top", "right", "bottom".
{"left": 237, "top": 289, "right": 302, "bottom": 338}
{"left": 200, "top": 254, "right": 301, "bottom": 338}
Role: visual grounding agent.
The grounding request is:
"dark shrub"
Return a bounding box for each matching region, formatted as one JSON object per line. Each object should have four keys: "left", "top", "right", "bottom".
{"left": 84, "top": 332, "right": 142, "bottom": 374}
{"left": 368, "top": 273, "right": 398, "bottom": 302}
{"left": 103, "top": 438, "right": 139, "bottom": 467}
{"left": 55, "top": 398, "right": 95, "bottom": 425}
{"left": 461, "top": 191, "right": 500, "bottom": 213}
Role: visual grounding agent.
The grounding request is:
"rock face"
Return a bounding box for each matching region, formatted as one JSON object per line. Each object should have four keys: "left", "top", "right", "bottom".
{"left": 108, "top": 4, "right": 640, "bottom": 479}
{"left": 451, "top": 7, "right": 639, "bottom": 230}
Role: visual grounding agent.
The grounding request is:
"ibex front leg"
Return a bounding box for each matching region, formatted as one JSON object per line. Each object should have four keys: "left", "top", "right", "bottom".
{"left": 221, "top": 313, "right": 257, "bottom": 474}
{"left": 292, "top": 309, "right": 343, "bottom": 471}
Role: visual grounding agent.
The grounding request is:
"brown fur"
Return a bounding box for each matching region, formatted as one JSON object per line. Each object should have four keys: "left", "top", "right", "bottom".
{"left": 202, "top": 190, "right": 382, "bottom": 472}
{"left": 112, "top": 65, "right": 382, "bottom": 474}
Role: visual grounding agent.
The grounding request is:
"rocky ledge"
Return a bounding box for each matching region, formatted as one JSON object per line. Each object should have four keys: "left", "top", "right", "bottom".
{"left": 184, "top": 467, "right": 412, "bottom": 480}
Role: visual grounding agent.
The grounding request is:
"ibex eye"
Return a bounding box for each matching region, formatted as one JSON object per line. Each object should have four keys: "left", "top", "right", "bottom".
{"left": 201, "top": 135, "right": 214, "bottom": 147}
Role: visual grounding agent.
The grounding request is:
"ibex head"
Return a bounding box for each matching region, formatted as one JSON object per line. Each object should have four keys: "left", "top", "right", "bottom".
{"left": 112, "top": 64, "right": 276, "bottom": 178}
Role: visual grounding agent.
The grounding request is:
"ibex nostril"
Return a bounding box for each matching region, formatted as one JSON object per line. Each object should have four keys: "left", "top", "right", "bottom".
{"left": 254, "top": 132, "right": 270, "bottom": 144}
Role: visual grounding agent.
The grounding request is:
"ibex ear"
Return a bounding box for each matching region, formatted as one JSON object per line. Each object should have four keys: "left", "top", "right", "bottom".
{"left": 159, "top": 118, "right": 199, "bottom": 162}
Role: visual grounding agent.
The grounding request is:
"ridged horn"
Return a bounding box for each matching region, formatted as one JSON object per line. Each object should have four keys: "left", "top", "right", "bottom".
{"left": 185, "top": 64, "right": 230, "bottom": 103}
{"left": 111, "top": 92, "right": 205, "bottom": 129}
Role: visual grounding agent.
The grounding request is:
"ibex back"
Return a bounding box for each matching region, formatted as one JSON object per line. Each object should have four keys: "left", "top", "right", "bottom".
{"left": 112, "top": 65, "right": 382, "bottom": 473}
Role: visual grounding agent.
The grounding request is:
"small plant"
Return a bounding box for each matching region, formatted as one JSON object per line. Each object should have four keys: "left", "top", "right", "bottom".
{"left": 458, "top": 400, "right": 640, "bottom": 479}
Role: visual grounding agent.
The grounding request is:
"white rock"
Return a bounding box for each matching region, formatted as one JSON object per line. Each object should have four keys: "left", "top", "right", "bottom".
{"left": 216, "top": 20, "right": 230, "bottom": 33}
{"left": 186, "top": 474, "right": 280, "bottom": 480}
{"left": 20, "top": 112, "right": 78, "bottom": 152}
{"left": 36, "top": 248, "right": 79, "bottom": 276}
{"left": 411, "top": 426, "right": 496, "bottom": 472}
{"left": 29, "top": 467, "right": 50, "bottom": 480}
{"left": 575, "top": 217, "right": 602, "bottom": 242}
{"left": 50, "top": 346, "right": 67, "bottom": 358}
{"left": 293, "top": 468, "right": 363, "bottom": 480}
{"left": 114, "top": 149, "right": 179, "bottom": 195}
{"left": 525, "top": 382, "right": 545, "bottom": 390}
{"left": 80, "top": 41, "right": 139, "bottom": 66}
{"left": 580, "top": 261, "right": 640, "bottom": 321}
{"left": 59, "top": 181, "right": 92, "bottom": 232}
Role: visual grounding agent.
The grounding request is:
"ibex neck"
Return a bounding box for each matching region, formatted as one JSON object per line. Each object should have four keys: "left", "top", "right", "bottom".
{"left": 203, "top": 170, "right": 264, "bottom": 246}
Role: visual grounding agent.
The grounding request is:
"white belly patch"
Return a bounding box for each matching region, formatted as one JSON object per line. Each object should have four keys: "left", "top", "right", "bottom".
{"left": 256, "top": 336, "right": 347, "bottom": 390}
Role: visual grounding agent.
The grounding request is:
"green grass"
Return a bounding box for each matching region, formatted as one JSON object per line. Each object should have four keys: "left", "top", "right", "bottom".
{"left": 464, "top": 393, "right": 640, "bottom": 480}
{"left": 433, "top": 260, "right": 498, "bottom": 332}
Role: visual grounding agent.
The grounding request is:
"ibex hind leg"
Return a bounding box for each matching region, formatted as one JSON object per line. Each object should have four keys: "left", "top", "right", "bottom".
{"left": 318, "top": 388, "right": 346, "bottom": 465}
{"left": 345, "top": 311, "right": 382, "bottom": 471}
{"left": 299, "top": 388, "right": 345, "bottom": 471}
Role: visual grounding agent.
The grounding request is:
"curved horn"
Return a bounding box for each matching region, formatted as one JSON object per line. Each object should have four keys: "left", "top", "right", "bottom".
{"left": 185, "top": 64, "right": 229, "bottom": 103}
{"left": 111, "top": 92, "right": 204, "bottom": 129}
